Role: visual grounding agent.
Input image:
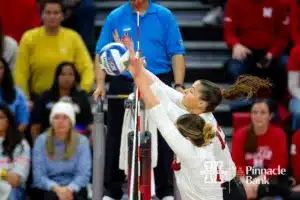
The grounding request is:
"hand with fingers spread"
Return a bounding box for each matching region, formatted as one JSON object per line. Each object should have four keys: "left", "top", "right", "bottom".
{"left": 122, "top": 35, "right": 145, "bottom": 78}
{"left": 232, "top": 43, "right": 252, "bottom": 61}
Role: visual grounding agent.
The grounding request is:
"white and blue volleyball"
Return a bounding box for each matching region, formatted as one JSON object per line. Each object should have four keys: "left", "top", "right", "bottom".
{"left": 99, "top": 42, "right": 130, "bottom": 76}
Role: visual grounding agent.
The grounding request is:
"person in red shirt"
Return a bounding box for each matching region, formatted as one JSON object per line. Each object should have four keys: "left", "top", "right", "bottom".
{"left": 287, "top": 45, "right": 300, "bottom": 131}
{"left": 224, "top": 0, "right": 290, "bottom": 110}
{"left": 0, "top": 0, "right": 40, "bottom": 43}
{"left": 291, "top": 131, "right": 300, "bottom": 189}
{"left": 290, "top": 130, "right": 300, "bottom": 200}
{"left": 232, "top": 99, "right": 289, "bottom": 199}
{"left": 287, "top": 0, "right": 300, "bottom": 45}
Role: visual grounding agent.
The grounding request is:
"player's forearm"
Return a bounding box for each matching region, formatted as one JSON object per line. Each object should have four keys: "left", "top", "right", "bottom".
{"left": 172, "top": 54, "right": 185, "bottom": 85}
{"left": 94, "top": 55, "right": 106, "bottom": 87}
{"left": 134, "top": 70, "right": 159, "bottom": 109}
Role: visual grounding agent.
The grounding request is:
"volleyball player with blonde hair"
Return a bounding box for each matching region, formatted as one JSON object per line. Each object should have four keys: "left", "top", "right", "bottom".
{"left": 126, "top": 51, "right": 225, "bottom": 200}
{"left": 122, "top": 35, "right": 272, "bottom": 199}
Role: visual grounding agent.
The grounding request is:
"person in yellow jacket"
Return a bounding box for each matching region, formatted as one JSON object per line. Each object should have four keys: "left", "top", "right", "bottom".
{"left": 14, "top": 0, "right": 94, "bottom": 109}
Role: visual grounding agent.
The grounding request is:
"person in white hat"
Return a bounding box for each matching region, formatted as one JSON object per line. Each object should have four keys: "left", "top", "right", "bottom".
{"left": 31, "top": 100, "right": 91, "bottom": 200}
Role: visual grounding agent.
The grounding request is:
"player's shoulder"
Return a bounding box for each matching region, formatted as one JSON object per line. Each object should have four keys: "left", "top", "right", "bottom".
{"left": 21, "top": 27, "right": 42, "bottom": 41}
{"left": 269, "top": 124, "right": 286, "bottom": 137}
{"left": 59, "top": 27, "right": 81, "bottom": 38}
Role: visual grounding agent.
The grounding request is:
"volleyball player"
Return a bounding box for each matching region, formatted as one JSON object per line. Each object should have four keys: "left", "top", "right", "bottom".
{"left": 123, "top": 35, "right": 272, "bottom": 199}
{"left": 126, "top": 57, "right": 225, "bottom": 200}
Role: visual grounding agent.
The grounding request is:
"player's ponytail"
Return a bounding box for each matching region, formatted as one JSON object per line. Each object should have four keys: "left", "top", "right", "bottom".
{"left": 222, "top": 75, "right": 272, "bottom": 101}
{"left": 176, "top": 114, "right": 215, "bottom": 147}
{"left": 202, "top": 124, "right": 215, "bottom": 143}
{"left": 199, "top": 75, "right": 272, "bottom": 113}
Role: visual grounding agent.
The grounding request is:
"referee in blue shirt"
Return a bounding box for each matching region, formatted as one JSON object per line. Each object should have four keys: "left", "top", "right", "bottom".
{"left": 94, "top": 1, "right": 185, "bottom": 199}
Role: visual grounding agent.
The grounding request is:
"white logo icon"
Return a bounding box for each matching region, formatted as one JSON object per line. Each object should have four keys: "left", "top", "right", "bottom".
{"left": 263, "top": 7, "right": 272, "bottom": 18}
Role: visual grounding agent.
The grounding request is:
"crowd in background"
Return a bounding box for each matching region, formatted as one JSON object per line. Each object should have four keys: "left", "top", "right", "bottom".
{"left": 1, "top": 0, "right": 300, "bottom": 199}
{"left": 0, "top": 0, "right": 94, "bottom": 199}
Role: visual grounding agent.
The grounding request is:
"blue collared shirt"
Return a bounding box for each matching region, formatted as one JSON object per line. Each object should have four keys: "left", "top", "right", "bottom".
{"left": 95, "top": 1, "right": 185, "bottom": 78}
{"left": 32, "top": 133, "right": 91, "bottom": 192}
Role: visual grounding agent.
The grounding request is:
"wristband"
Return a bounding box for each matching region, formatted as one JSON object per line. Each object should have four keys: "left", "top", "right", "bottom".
{"left": 1, "top": 169, "right": 7, "bottom": 179}
{"left": 174, "top": 84, "right": 185, "bottom": 89}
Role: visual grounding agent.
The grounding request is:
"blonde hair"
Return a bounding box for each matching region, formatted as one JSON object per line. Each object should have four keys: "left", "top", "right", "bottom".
{"left": 46, "top": 128, "right": 79, "bottom": 160}
{"left": 176, "top": 114, "right": 216, "bottom": 147}
{"left": 203, "top": 124, "right": 216, "bottom": 143}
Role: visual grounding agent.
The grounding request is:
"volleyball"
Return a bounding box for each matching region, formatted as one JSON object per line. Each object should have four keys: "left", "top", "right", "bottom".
{"left": 99, "top": 42, "right": 130, "bottom": 76}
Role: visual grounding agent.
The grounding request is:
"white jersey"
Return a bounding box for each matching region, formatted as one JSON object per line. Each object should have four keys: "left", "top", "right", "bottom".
{"left": 148, "top": 104, "right": 223, "bottom": 200}
{"left": 148, "top": 70, "right": 236, "bottom": 182}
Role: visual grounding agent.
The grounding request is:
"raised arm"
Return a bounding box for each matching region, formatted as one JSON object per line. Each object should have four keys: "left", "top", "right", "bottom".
{"left": 150, "top": 82, "right": 186, "bottom": 122}
{"left": 123, "top": 35, "right": 183, "bottom": 104}
{"left": 133, "top": 68, "right": 195, "bottom": 159}
{"left": 148, "top": 104, "right": 195, "bottom": 161}
{"left": 126, "top": 49, "right": 195, "bottom": 161}
{"left": 146, "top": 69, "right": 183, "bottom": 105}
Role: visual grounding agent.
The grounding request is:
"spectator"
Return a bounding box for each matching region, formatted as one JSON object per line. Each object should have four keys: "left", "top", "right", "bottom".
{"left": 291, "top": 130, "right": 300, "bottom": 193}
{"left": 287, "top": 130, "right": 300, "bottom": 200}
{"left": 289, "top": 0, "right": 300, "bottom": 45}
{"left": 31, "top": 100, "right": 91, "bottom": 200}
{"left": 0, "top": 104, "right": 31, "bottom": 200}
{"left": 224, "top": 0, "right": 290, "bottom": 110}
{"left": 14, "top": 0, "right": 94, "bottom": 108}
{"left": 0, "top": 58, "right": 29, "bottom": 133}
{"left": 0, "top": 0, "right": 40, "bottom": 43}
{"left": 231, "top": 99, "right": 289, "bottom": 199}
{"left": 0, "top": 22, "right": 18, "bottom": 70}
{"left": 30, "top": 62, "right": 93, "bottom": 140}
{"left": 61, "top": 0, "right": 96, "bottom": 52}
{"left": 287, "top": 45, "right": 300, "bottom": 131}
{"left": 93, "top": 0, "right": 185, "bottom": 199}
